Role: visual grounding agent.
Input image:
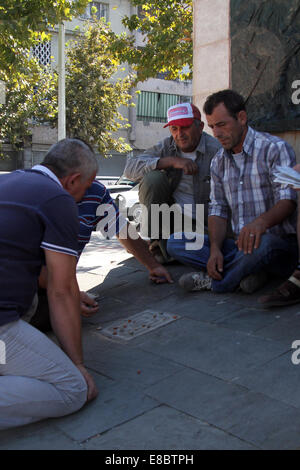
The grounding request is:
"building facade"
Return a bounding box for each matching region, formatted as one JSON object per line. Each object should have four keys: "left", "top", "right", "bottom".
{"left": 3, "top": 0, "right": 192, "bottom": 174}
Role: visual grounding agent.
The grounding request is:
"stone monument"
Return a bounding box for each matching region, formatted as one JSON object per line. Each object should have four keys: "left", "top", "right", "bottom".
{"left": 193, "top": 0, "right": 300, "bottom": 156}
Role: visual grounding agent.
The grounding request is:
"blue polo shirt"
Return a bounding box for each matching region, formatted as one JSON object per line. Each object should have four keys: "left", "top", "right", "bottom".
{"left": 77, "top": 180, "right": 127, "bottom": 255}
{"left": 0, "top": 169, "right": 79, "bottom": 326}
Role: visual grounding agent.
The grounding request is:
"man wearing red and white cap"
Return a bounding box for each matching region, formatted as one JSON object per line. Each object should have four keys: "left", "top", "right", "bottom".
{"left": 124, "top": 102, "right": 221, "bottom": 263}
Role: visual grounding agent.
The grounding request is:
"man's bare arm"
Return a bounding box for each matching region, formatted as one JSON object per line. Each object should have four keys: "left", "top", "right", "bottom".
{"left": 117, "top": 227, "right": 173, "bottom": 284}
{"left": 207, "top": 216, "right": 228, "bottom": 280}
{"left": 44, "top": 250, "right": 98, "bottom": 401}
{"left": 39, "top": 264, "right": 99, "bottom": 316}
{"left": 156, "top": 156, "right": 198, "bottom": 175}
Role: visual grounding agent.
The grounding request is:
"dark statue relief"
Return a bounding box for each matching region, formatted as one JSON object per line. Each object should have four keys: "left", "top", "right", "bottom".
{"left": 230, "top": 0, "right": 300, "bottom": 132}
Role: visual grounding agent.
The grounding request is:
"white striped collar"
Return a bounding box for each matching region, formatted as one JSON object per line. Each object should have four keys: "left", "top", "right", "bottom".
{"left": 31, "top": 165, "right": 62, "bottom": 188}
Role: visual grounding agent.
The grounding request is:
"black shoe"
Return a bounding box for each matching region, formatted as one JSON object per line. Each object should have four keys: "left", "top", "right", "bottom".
{"left": 239, "top": 271, "right": 268, "bottom": 294}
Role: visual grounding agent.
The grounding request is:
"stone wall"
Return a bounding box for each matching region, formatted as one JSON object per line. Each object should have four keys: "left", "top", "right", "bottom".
{"left": 193, "top": 0, "right": 300, "bottom": 160}
{"left": 193, "top": 0, "right": 230, "bottom": 129}
{"left": 231, "top": 0, "right": 300, "bottom": 134}
{"left": 0, "top": 145, "right": 22, "bottom": 171}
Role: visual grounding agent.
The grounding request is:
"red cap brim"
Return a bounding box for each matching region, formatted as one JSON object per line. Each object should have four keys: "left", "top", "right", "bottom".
{"left": 163, "top": 118, "right": 195, "bottom": 128}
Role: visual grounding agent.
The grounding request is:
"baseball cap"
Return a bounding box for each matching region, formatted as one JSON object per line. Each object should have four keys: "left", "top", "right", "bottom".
{"left": 163, "top": 102, "right": 201, "bottom": 128}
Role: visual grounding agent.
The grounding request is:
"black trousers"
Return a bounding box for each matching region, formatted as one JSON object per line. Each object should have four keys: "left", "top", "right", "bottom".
{"left": 29, "top": 288, "right": 52, "bottom": 333}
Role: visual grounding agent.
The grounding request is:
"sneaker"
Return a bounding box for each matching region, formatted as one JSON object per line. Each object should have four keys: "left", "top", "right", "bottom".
{"left": 239, "top": 271, "right": 268, "bottom": 294}
{"left": 179, "top": 271, "right": 212, "bottom": 292}
{"left": 259, "top": 275, "right": 300, "bottom": 308}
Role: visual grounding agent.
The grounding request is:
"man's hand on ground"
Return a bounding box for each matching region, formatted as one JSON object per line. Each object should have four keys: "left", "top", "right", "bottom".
{"left": 149, "top": 265, "right": 174, "bottom": 284}
{"left": 76, "top": 364, "right": 98, "bottom": 402}
{"left": 80, "top": 291, "right": 99, "bottom": 317}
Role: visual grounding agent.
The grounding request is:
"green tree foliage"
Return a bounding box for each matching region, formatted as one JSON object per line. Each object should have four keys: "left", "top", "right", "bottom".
{"left": 111, "top": 0, "right": 193, "bottom": 83}
{"left": 0, "top": 0, "right": 89, "bottom": 77}
{"left": 64, "top": 18, "right": 135, "bottom": 155}
{"left": 0, "top": 0, "right": 87, "bottom": 156}
{"left": 0, "top": 12, "right": 135, "bottom": 157}
{"left": 1, "top": 1, "right": 191, "bottom": 157}
{"left": 0, "top": 61, "right": 57, "bottom": 155}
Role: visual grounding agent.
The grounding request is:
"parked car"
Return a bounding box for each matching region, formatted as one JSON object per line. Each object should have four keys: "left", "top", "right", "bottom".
{"left": 112, "top": 184, "right": 142, "bottom": 228}
{"left": 103, "top": 175, "right": 138, "bottom": 194}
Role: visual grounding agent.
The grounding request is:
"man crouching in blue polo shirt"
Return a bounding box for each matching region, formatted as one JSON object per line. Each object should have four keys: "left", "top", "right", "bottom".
{"left": 0, "top": 138, "right": 98, "bottom": 429}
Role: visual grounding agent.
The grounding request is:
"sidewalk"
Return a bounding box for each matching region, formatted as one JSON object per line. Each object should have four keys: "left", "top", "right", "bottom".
{"left": 1, "top": 233, "right": 300, "bottom": 450}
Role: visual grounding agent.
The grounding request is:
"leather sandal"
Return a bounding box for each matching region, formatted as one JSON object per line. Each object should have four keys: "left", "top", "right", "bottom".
{"left": 259, "top": 275, "right": 300, "bottom": 308}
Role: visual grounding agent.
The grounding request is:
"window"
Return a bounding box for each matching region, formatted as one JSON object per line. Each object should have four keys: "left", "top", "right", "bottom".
{"left": 32, "top": 41, "right": 51, "bottom": 66}
{"left": 137, "top": 91, "right": 192, "bottom": 123}
{"left": 82, "top": 2, "right": 109, "bottom": 21}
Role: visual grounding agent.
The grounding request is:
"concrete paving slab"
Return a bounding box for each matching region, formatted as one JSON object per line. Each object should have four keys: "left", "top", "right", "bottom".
{"left": 54, "top": 375, "right": 158, "bottom": 442}
{"left": 81, "top": 329, "right": 185, "bottom": 386}
{"left": 135, "top": 317, "right": 289, "bottom": 381}
{"left": 89, "top": 277, "right": 129, "bottom": 297}
{"left": 145, "top": 367, "right": 252, "bottom": 423}
{"left": 252, "top": 311, "right": 300, "bottom": 346}
{"left": 81, "top": 297, "right": 143, "bottom": 327}
{"left": 214, "top": 306, "right": 282, "bottom": 334}
{"left": 76, "top": 271, "right": 102, "bottom": 291}
{"left": 222, "top": 394, "right": 300, "bottom": 450}
{"left": 111, "top": 280, "right": 179, "bottom": 307}
{"left": 150, "top": 294, "right": 244, "bottom": 323}
{"left": 0, "top": 422, "right": 83, "bottom": 450}
{"left": 83, "top": 405, "right": 256, "bottom": 450}
{"left": 232, "top": 351, "right": 300, "bottom": 409}
{"left": 145, "top": 368, "right": 300, "bottom": 450}
{"left": 4, "top": 234, "right": 300, "bottom": 450}
{"left": 101, "top": 266, "right": 144, "bottom": 280}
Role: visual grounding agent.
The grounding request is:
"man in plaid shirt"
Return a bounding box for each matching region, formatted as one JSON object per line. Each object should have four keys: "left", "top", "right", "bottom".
{"left": 167, "top": 89, "right": 298, "bottom": 294}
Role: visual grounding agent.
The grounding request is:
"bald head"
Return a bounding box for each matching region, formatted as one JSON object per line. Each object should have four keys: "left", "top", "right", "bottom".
{"left": 42, "top": 138, "right": 98, "bottom": 181}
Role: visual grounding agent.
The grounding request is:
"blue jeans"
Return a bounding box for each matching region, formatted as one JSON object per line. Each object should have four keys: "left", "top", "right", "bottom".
{"left": 167, "top": 233, "right": 298, "bottom": 293}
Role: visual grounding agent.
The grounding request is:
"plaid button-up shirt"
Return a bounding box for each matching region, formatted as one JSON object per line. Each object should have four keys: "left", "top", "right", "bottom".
{"left": 208, "top": 126, "right": 297, "bottom": 238}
